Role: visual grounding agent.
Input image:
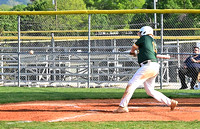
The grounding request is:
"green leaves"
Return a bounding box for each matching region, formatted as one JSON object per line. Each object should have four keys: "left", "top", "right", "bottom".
{"left": 84, "top": 0, "right": 145, "bottom": 10}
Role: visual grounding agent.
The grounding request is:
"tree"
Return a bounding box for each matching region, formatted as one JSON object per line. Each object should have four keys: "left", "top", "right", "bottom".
{"left": 0, "top": 4, "right": 13, "bottom": 10}
{"left": 144, "top": 0, "right": 199, "bottom": 9}
{"left": 24, "top": 0, "right": 52, "bottom": 11}
{"left": 0, "top": 13, "right": 18, "bottom": 34}
{"left": 131, "top": 0, "right": 200, "bottom": 36}
{"left": 16, "top": 0, "right": 87, "bottom": 35}
{"left": 0, "top": 4, "right": 20, "bottom": 34}
{"left": 0, "top": 0, "right": 32, "bottom": 6}
{"left": 84, "top": 0, "right": 145, "bottom": 10}
{"left": 54, "top": 0, "right": 87, "bottom": 31}
{"left": 11, "top": 4, "right": 26, "bottom": 10}
{"left": 84, "top": 0, "right": 145, "bottom": 30}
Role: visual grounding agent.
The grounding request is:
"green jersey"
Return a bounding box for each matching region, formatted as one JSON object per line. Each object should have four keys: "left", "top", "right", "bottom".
{"left": 135, "top": 35, "right": 157, "bottom": 64}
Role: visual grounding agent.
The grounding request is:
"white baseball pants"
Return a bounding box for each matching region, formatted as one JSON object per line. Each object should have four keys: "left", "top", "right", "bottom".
{"left": 119, "top": 62, "right": 172, "bottom": 107}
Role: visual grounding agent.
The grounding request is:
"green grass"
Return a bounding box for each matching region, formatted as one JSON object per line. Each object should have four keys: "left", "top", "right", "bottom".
{"left": 0, "top": 86, "right": 199, "bottom": 129}
{"left": 0, "top": 121, "right": 200, "bottom": 129}
{"left": 0, "top": 86, "right": 199, "bottom": 104}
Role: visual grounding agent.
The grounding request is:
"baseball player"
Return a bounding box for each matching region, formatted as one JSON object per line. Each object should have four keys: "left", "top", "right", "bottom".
{"left": 114, "top": 26, "right": 178, "bottom": 113}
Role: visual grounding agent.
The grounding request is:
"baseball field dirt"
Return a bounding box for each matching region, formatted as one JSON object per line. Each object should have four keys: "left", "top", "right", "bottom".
{"left": 0, "top": 98, "right": 199, "bottom": 122}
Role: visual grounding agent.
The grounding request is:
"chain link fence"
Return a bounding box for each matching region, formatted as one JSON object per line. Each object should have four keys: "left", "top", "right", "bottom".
{"left": 0, "top": 10, "right": 200, "bottom": 89}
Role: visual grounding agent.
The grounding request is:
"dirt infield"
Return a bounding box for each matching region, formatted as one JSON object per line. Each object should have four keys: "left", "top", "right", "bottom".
{"left": 0, "top": 98, "right": 199, "bottom": 122}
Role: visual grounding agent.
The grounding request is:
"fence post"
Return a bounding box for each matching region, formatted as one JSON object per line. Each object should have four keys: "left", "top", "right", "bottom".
{"left": 17, "top": 15, "right": 21, "bottom": 87}
{"left": 160, "top": 14, "right": 164, "bottom": 89}
{"left": 51, "top": 33, "right": 56, "bottom": 82}
{"left": 177, "top": 39, "right": 180, "bottom": 82}
{"left": 154, "top": 0, "right": 157, "bottom": 36}
{"left": 88, "top": 14, "right": 91, "bottom": 88}
{"left": 177, "top": 39, "right": 180, "bottom": 68}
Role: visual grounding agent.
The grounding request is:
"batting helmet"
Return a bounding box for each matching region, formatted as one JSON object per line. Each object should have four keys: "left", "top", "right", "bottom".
{"left": 139, "top": 26, "right": 154, "bottom": 36}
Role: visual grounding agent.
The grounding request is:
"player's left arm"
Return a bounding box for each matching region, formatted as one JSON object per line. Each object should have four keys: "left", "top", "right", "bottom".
{"left": 152, "top": 39, "right": 170, "bottom": 59}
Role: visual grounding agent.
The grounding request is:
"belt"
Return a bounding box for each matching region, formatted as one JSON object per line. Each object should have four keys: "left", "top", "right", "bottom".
{"left": 140, "top": 60, "right": 156, "bottom": 67}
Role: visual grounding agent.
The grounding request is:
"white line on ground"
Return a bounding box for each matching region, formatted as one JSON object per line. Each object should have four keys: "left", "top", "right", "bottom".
{"left": 128, "top": 107, "right": 146, "bottom": 109}
{"left": 48, "top": 113, "right": 91, "bottom": 122}
{"left": 7, "top": 121, "right": 32, "bottom": 124}
{"left": 177, "top": 107, "right": 200, "bottom": 112}
{"left": 0, "top": 104, "right": 80, "bottom": 108}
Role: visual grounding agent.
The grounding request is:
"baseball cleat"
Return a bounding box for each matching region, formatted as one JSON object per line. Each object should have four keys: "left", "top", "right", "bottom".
{"left": 170, "top": 99, "right": 178, "bottom": 111}
{"left": 113, "top": 106, "right": 129, "bottom": 113}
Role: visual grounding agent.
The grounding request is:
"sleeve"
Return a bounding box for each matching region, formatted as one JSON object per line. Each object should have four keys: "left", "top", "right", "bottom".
{"left": 135, "top": 36, "right": 145, "bottom": 47}
{"left": 184, "top": 57, "right": 190, "bottom": 63}
{"left": 132, "top": 43, "right": 139, "bottom": 49}
{"left": 135, "top": 37, "right": 141, "bottom": 46}
{"left": 196, "top": 55, "right": 200, "bottom": 60}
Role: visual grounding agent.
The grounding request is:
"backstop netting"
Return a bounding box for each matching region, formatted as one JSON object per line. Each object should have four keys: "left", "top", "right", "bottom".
{"left": 0, "top": 10, "right": 199, "bottom": 89}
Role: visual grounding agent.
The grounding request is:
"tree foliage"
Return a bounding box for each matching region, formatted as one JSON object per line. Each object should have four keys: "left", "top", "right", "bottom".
{"left": 84, "top": 0, "right": 145, "bottom": 30}
{"left": 10, "top": 0, "right": 87, "bottom": 33}
{"left": 0, "top": 4, "right": 12, "bottom": 10}
{"left": 0, "top": 0, "right": 31, "bottom": 6}
{"left": 84, "top": 0, "right": 145, "bottom": 10}
{"left": 11, "top": 4, "right": 27, "bottom": 11}
{"left": 0, "top": 14, "right": 18, "bottom": 34}
{"left": 143, "top": 0, "right": 199, "bottom": 9}
{"left": 24, "top": 0, "right": 52, "bottom": 11}
{"left": 55, "top": 0, "right": 87, "bottom": 31}
{"left": 130, "top": 0, "right": 200, "bottom": 36}
{"left": 0, "top": 0, "right": 199, "bottom": 36}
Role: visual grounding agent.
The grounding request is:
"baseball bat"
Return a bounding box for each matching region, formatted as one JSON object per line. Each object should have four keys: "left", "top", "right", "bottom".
{"left": 156, "top": 54, "right": 170, "bottom": 59}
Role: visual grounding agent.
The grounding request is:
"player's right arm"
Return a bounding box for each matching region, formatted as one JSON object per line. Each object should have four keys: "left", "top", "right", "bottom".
{"left": 130, "top": 33, "right": 142, "bottom": 57}
{"left": 130, "top": 43, "right": 138, "bottom": 57}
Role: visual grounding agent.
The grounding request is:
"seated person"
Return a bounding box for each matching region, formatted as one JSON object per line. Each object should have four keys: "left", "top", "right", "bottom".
{"left": 178, "top": 47, "right": 200, "bottom": 89}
